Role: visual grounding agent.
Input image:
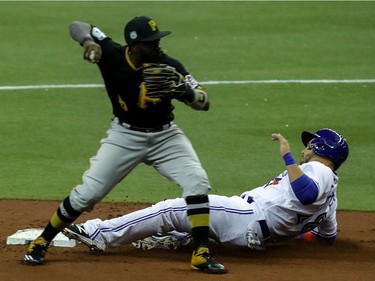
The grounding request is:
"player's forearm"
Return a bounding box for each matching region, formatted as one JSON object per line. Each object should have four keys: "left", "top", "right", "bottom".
{"left": 273, "top": 134, "right": 303, "bottom": 182}
{"left": 283, "top": 152, "right": 304, "bottom": 181}
{"left": 69, "top": 21, "right": 93, "bottom": 44}
{"left": 184, "top": 87, "right": 209, "bottom": 111}
{"left": 273, "top": 133, "right": 318, "bottom": 204}
{"left": 282, "top": 154, "right": 318, "bottom": 204}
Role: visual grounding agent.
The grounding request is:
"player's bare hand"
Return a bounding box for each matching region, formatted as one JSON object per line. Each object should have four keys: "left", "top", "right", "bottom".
{"left": 83, "top": 41, "right": 102, "bottom": 63}
{"left": 272, "top": 133, "right": 291, "bottom": 156}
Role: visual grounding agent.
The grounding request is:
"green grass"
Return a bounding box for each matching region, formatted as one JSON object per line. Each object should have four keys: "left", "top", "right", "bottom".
{"left": 1, "top": 2, "right": 374, "bottom": 211}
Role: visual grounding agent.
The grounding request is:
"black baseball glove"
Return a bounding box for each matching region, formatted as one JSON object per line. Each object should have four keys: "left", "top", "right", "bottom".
{"left": 142, "top": 63, "right": 189, "bottom": 99}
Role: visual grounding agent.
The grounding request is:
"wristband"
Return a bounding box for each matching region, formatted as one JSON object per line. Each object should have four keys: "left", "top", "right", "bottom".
{"left": 283, "top": 152, "right": 296, "bottom": 166}
{"left": 80, "top": 35, "right": 94, "bottom": 46}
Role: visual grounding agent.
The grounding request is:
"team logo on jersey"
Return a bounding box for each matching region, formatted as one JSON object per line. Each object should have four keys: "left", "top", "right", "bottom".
{"left": 264, "top": 177, "right": 282, "bottom": 188}
{"left": 300, "top": 213, "right": 327, "bottom": 233}
{"left": 327, "top": 191, "right": 336, "bottom": 207}
{"left": 138, "top": 83, "right": 160, "bottom": 109}
{"left": 271, "top": 177, "right": 282, "bottom": 185}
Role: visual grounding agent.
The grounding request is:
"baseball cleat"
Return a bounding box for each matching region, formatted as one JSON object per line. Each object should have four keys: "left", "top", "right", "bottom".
{"left": 24, "top": 236, "right": 50, "bottom": 265}
{"left": 132, "top": 233, "right": 185, "bottom": 250}
{"left": 62, "top": 224, "right": 103, "bottom": 252}
{"left": 191, "top": 247, "right": 227, "bottom": 274}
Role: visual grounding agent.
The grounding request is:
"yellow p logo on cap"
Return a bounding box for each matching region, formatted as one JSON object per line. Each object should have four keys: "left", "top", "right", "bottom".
{"left": 148, "top": 20, "right": 157, "bottom": 31}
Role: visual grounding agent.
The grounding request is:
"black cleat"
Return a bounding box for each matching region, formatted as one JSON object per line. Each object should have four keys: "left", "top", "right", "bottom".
{"left": 24, "top": 236, "right": 50, "bottom": 265}
{"left": 191, "top": 247, "right": 227, "bottom": 274}
{"left": 62, "top": 224, "right": 103, "bottom": 252}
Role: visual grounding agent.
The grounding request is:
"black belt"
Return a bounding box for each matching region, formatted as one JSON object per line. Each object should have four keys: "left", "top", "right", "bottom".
{"left": 246, "top": 196, "right": 271, "bottom": 240}
{"left": 258, "top": 220, "right": 271, "bottom": 240}
{"left": 129, "top": 124, "right": 170, "bottom": 133}
{"left": 119, "top": 120, "right": 171, "bottom": 133}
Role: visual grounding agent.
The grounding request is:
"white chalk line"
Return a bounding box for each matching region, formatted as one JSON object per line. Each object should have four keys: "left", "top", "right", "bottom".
{"left": 1, "top": 79, "right": 375, "bottom": 91}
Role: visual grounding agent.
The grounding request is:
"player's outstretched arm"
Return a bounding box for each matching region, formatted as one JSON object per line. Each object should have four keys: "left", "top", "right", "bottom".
{"left": 272, "top": 133, "right": 318, "bottom": 205}
{"left": 69, "top": 21, "right": 102, "bottom": 63}
{"left": 69, "top": 21, "right": 92, "bottom": 43}
{"left": 271, "top": 133, "right": 304, "bottom": 181}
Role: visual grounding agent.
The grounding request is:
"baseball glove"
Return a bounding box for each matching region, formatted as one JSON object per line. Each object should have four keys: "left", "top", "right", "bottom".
{"left": 142, "top": 63, "right": 188, "bottom": 99}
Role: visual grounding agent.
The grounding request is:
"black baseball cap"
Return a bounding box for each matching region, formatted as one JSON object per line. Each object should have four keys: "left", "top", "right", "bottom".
{"left": 124, "top": 16, "right": 171, "bottom": 44}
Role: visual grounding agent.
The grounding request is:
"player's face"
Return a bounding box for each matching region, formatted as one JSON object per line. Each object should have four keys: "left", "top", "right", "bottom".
{"left": 137, "top": 40, "right": 162, "bottom": 62}
{"left": 300, "top": 139, "right": 315, "bottom": 164}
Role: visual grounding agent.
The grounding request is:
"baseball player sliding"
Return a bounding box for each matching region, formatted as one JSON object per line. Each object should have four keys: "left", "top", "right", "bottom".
{"left": 24, "top": 16, "right": 225, "bottom": 273}
{"left": 63, "top": 129, "right": 349, "bottom": 254}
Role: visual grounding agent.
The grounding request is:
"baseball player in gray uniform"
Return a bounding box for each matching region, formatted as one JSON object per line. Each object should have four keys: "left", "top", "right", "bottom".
{"left": 63, "top": 128, "right": 349, "bottom": 255}
{"left": 24, "top": 16, "right": 225, "bottom": 273}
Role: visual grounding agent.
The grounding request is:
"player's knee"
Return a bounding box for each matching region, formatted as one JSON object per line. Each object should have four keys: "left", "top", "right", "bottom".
{"left": 69, "top": 189, "right": 98, "bottom": 212}
{"left": 182, "top": 171, "right": 210, "bottom": 198}
{"left": 69, "top": 177, "right": 109, "bottom": 212}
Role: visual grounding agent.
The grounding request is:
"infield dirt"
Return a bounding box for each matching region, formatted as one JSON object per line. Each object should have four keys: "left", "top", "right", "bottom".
{"left": 1, "top": 200, "right": 374, "bottom": 281}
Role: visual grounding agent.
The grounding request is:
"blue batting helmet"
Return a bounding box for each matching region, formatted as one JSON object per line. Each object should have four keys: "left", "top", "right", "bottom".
{"left": 301, "top": 128, "right": 349, "bottom": 171}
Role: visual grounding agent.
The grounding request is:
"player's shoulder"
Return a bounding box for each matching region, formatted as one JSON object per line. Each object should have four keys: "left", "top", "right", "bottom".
{"left": 301, "top": 161, "right": 338, "bottom": 188}
{"left": 301, "top": 161, "right": 332, "bottom": 173}
{"left": 300, "top": 161, "right": 336, "bottom": 182}
{"left": 98, "top": 39, "right": 124, "bottom": 59}
{"left": 161, "top": 54, "right": 188, "bottom": 75}
{"left": 89, "top": 26, "right": 122, "bottom": 49}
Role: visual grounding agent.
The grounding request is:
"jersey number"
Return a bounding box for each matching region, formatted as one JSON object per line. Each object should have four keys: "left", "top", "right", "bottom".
{"left": 299, "top": 212, "right": 327, "bottom": 233}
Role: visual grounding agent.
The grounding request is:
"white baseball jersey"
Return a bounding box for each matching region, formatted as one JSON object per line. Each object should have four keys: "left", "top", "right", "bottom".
{"left": 82, "top": 161, "right": 338, "bottom": 250}
{"left": 241, "top": 161, "right": 338, "bottom": 242}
